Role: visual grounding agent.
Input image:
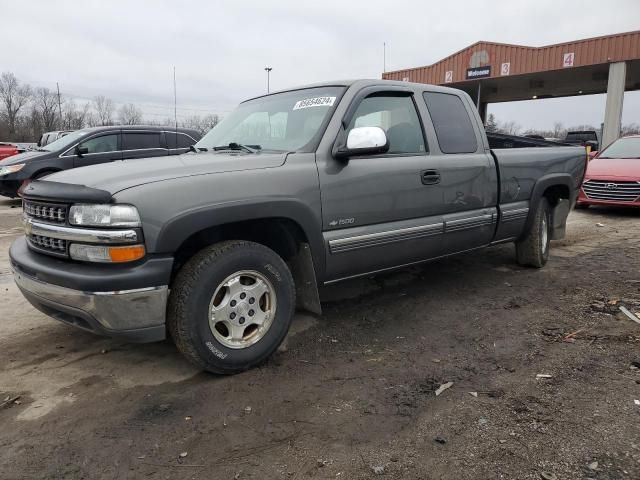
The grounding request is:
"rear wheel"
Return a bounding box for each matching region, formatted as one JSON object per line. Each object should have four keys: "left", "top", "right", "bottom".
{"left": 167, "top": 240, "right": 295, "bottom": 374}
{"left": 516, "top": 197, "right": 551, "bottom": 268}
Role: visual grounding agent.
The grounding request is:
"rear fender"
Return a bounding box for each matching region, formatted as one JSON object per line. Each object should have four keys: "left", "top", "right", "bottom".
{"left": 522, "top": 174, "right": 575, "bottom": 239}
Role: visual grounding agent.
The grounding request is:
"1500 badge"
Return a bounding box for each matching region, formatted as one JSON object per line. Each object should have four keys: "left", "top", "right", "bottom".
{"left": 328, "top": 218, "right": 355, "bottom": 227}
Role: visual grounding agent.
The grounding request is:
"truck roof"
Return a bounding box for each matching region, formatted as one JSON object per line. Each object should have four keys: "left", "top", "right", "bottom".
{"left": 243, "top": 79, "right": 468, "bottom": 103}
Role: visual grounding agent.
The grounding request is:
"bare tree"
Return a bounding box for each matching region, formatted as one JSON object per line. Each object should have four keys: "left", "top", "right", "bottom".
{"left": 63, "top": 101, "right": 91, "bottom": 130}
{"left": 26, "top": 105, "right": 43, "bottom": 140}
{"left": 567, "top": 124, "right": 596, "bottom": 132}
{"left": 93, "top": 95, "right": 114, "bottom": 125}
{"left": 200, "top": 113, "right": 220, "bottom": 133}
{"left": 118, "top": 103, "right": 142, "bottom": 125}
{"left": 498, "top": 120, "right": 521, "bottom": 136}
{"left": 552, "top": 122, "right": 566, "bottom": 139}
{"left": 0, "top": 71, "right": 32, "bottom": 136}
{"left": 34, "top": 87, "right": 60, "bottom": 132}
{"left": 174, "top": 114, "right": 221, "bottom": 136}
{"left": 621, "top": 123, "right": 640, "bottom": 136}
{"left": 485, "top": 113, "right": 498, "bottom": 132}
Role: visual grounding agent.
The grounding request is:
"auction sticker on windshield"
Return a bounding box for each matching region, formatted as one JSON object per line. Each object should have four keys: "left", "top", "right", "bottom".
{"left": 293, "top": 96, "right": 336, "bottom": 110}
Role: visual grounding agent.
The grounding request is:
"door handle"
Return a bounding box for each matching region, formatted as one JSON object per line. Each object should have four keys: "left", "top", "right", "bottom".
{"left": 421, "top": 169, "right": 441, "bottom": 185}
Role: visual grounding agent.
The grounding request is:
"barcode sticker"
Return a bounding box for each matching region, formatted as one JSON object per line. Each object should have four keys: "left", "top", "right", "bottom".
{"left": 293, "top": 96, "right": 336, "bottom": 110}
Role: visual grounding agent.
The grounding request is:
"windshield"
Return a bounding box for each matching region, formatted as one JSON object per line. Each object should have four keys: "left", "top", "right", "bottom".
{"left": 598, "top": 137, "right": 640, "bottom": 159}
{"left": 40, "top": 130, "right": 89, "bottom": 152}
{"left": 196, "top": 86, "right": 345, "bottom": 152}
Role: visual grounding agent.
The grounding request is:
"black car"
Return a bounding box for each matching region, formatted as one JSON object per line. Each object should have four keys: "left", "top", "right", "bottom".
{"left": 0, "top": 125, "right": 201, "bottom": 198}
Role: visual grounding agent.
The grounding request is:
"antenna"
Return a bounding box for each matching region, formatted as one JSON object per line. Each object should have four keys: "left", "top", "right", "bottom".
{"left": 173, "top": 66, "right": 178, "bottom": 148}
{"left": 56, "top": 82, "right": 63, "bottom": 129}
{"left": 383, "top": 42, "right": 386, "bottom": 73}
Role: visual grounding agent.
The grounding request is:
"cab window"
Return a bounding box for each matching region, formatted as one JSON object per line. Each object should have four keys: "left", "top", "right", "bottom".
{"left": 422, "top": 92, "right": 478, "bottom": 154}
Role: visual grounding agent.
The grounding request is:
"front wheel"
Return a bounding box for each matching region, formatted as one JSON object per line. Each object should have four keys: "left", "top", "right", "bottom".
{"left": 167, "top": 240, "right": 295, "bottom": 374}
{"left": 515, "top": 197, "right": 551, "bottom": 268}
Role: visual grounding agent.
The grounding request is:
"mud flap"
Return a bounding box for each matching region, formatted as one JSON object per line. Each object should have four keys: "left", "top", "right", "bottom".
{"left": 551, "top": 199, "right": 571, "bottom": 240}
{"left": 287, "top": 243, "right": 322, "bottom": 315}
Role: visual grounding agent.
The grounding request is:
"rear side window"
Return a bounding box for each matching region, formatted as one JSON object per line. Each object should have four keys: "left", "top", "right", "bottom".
{"left": 123, "top": 132, "right": 162, "bottom": 150}
{"left": 178, "top": 134, "right": 195, "bottom": 148}
{"left": 166, "top": 132, "right": 196, "bottom": 149}
{"left": 423, "top": 92, "right": 478, "bottom": 154}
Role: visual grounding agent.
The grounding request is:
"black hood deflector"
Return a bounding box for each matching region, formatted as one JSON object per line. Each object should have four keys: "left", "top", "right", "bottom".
{"left": 19, "top": 180, "right": 112, "bottom": 203}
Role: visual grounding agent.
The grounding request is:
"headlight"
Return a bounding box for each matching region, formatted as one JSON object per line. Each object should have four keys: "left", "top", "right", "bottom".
{"left": 69, "top": 204, "right": 141, "bottom": 227}
{"left": 69, "top": 244, "right": 146, "bottom": 263}
{"left": 0, "top": 164, "right": 25, "bottom": 176}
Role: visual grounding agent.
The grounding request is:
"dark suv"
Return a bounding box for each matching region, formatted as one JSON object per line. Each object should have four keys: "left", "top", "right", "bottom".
{"left": 0, "top": 125, "right": 201, "bottom": 198}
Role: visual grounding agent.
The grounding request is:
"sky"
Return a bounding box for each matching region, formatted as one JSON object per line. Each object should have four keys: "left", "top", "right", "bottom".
{"left": 1, "top": 0, "right": 639, "bottom": 130}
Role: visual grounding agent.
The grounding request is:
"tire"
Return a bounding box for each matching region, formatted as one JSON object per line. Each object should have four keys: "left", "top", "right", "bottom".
{"left": 515, "top": 197, "right": 551, "bottom": 268}
{"left": 167, "top": 240, "right": 295, "bottom": 374}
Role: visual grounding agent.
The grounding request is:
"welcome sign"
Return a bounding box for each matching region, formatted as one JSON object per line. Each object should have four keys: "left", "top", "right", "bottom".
{"left": 466, "top": 66, "right": 491, "bottom": 79}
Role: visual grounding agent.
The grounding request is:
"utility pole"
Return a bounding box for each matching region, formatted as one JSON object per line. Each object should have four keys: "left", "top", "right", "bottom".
{"left": 265, "top": 67, "right": 272, "bottom": 94}
{"left": 56, "top": 82, "right": 63, "bottom": 129}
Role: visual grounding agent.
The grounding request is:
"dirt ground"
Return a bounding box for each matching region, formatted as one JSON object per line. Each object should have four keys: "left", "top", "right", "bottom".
{"left": 1, "top": 196, "right": 639, "bottom": 480}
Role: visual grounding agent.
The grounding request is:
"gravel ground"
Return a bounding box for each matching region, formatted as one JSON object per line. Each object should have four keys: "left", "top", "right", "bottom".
{"left": 1, "top": 196, "right": 639, "bottom": 480}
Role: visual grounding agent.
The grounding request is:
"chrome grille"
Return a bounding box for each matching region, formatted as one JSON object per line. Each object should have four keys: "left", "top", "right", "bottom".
{"left": 23, "top": 200, "right": 67, "bottom": 223}
{"left": 27, "top": 234, "right": 67, "bottom": 256}
{"left": 582, "top": 180, "right": 640, "bottom": 202}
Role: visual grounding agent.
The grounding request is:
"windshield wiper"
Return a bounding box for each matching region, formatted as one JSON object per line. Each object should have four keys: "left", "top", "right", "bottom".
{"left": 36, "top": 148, "right": 49, "bottom": 152}
{"left": 212, "top": 142, "right": 261, "bottom": 153}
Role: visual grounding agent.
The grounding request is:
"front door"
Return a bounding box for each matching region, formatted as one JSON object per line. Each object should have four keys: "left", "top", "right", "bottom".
{"left": 317, "top": 91, "right": 448, "bottom": 281}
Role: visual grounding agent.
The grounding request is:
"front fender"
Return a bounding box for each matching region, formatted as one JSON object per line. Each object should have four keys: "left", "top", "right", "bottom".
{"left": 153, "top": 198, "right": 326, "bottom": 279}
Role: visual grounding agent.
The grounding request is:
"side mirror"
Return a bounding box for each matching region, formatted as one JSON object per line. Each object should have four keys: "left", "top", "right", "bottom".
{"left": 75, "top": 145, "right": 89, "bottom": 157}
{"left": 335, "top": 126, "right": 389, "bottom": 160}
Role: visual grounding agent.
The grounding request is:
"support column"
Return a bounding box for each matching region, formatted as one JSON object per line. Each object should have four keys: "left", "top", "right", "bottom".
{"left": 478, "top": 102, "right": 488, "bottom": 124}
{"left": 602, "top": 62, "right": 626, "bottom": 149}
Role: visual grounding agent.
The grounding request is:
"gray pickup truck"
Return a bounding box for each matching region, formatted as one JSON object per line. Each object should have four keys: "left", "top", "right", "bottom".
{"left": 10, "top": 80, "right": 586, "bottom": 374}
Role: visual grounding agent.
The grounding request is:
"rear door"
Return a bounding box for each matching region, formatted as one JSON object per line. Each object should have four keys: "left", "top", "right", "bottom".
{"left": 72, "top": 131, "right": 123, "bottom": 168}
{"left": 419, "top": 91, "right": 498, "bottom": 254}
{"left": 121, "top": 130, "right": 167, "bottom": 160}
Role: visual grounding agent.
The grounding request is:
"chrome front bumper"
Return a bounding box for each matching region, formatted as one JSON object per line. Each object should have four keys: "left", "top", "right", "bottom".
{"left": 13, "top": 268, "right": 168, "bottom": 343}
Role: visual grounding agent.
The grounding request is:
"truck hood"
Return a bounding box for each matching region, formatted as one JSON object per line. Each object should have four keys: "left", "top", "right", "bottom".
{"left": 586, "top": 157, "right": 640, "bottom": 179}
{"left": 43, "top": 151, "right": 288, "bottom": 194}
{"left": 0, "top": 150, "right": 50, "bottom": 165}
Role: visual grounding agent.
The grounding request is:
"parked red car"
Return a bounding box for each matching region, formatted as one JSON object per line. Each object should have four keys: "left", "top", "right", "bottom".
{"left": 0, "top": 143, "right": 19, "bottom": 161}
{"left": 577, "top": 135, "right": 640, "bottom": 208}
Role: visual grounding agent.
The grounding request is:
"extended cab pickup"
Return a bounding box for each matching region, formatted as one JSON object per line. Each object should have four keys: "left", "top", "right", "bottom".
{"left": 10, "top": 80, "right": 587, "bottom": 374}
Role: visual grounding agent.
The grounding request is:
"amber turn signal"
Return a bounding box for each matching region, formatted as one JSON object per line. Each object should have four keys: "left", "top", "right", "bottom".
{"left": 108, "top": 245, "right": 146, "bottom": 263}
